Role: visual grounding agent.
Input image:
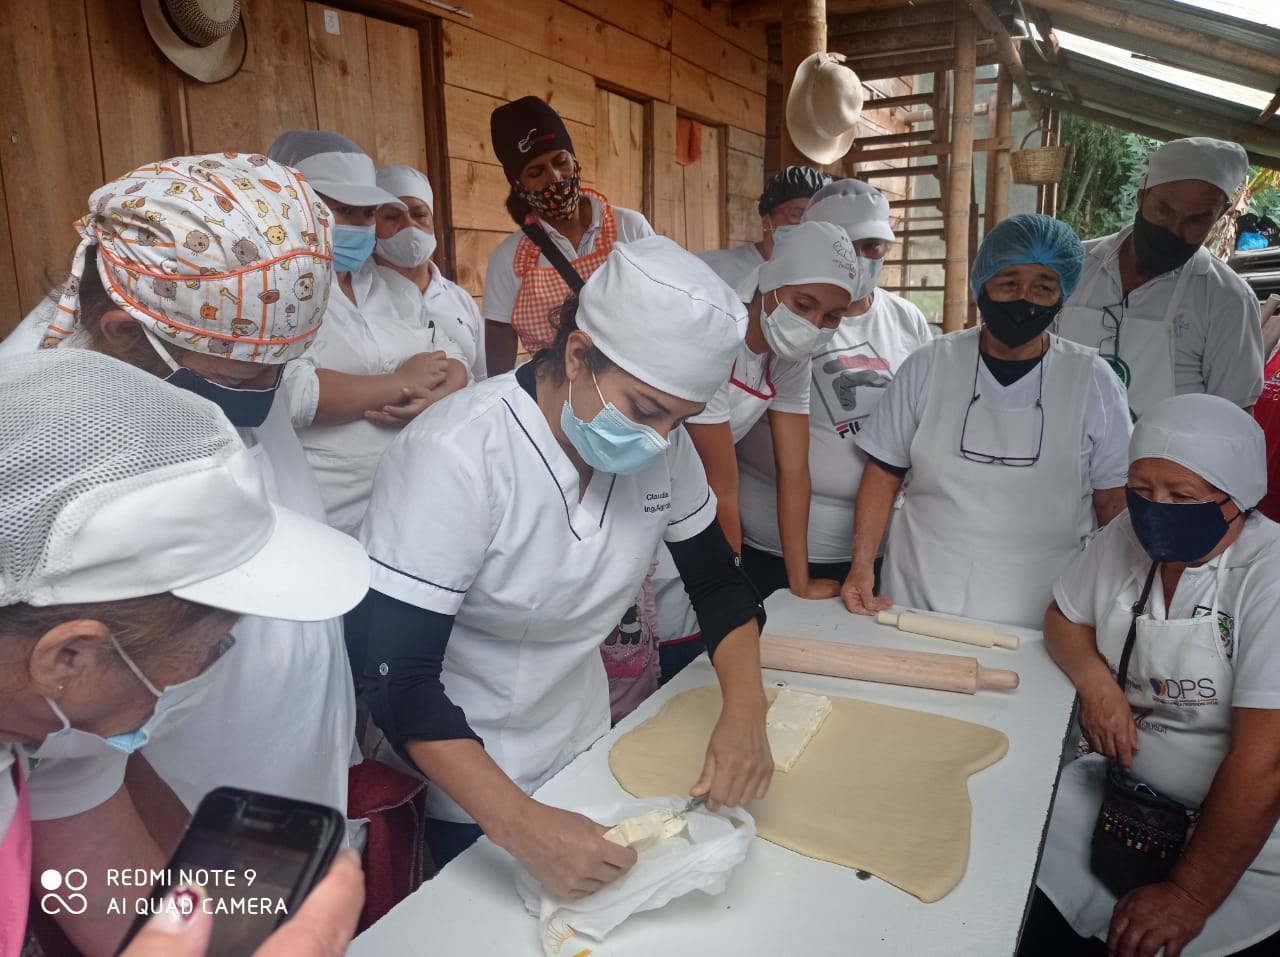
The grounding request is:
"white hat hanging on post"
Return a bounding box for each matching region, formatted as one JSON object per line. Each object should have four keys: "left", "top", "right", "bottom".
{"left": 140, "top": 0, "right": 247, "bottom": 84}
{"left": 786, "top": 52, "right": 865, "bottom": 166}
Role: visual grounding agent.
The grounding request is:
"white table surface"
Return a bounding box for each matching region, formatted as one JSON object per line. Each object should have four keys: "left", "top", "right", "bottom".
{"left": 350, "top": 594, "right": 1077, "bottom": 956}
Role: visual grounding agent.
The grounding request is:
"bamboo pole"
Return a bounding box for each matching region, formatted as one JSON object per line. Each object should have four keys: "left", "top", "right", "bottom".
{"left": 781, "top": 0, "right": 828, "bottom": 168}
{"left": 851, "top": 135, "right": 1012, "bottom": 163}
{"left": 990, "top": 66, "right": 1012, "bottom": 228}
{"left": 943, "top": 1, "right": 976, "bottom": 334}
{"left": 965, "top": 0, "right": 1042, "bottom": 123}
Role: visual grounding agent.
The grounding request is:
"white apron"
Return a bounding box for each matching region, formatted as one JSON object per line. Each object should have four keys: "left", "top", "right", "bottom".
{"left": 883, "top": 330, "right": 1092, "bottom": 628}
{"left": 1039, "top": 550, "right": 1280, "bottom": 955}
{"left": 1057, "top": 241, "right": 1201, "bottom": 420}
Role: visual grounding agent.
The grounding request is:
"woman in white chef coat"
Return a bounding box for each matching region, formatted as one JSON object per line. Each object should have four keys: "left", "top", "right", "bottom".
{"left": 268, "top": 132, "right": 469, "bottom": 534}
{"left": 373, "top": 165, "right": 487, "bottom": 380}
{"left": 653, "top": 221, "right": 859, "bottom": 678}
{"left": 736, "top": 179, "right": 933, "bottom": 596}
{"left": 842, "top": 214, "right": 1132, "bottom": 629}
{"left": 1025, "top": 395, "right": 1280, "bottom": 957}
{"left": 0, "top": 349, "right": 367, "bottom": 956}
{"left": 355, "top": 236, "right": 773, "bottom": 895}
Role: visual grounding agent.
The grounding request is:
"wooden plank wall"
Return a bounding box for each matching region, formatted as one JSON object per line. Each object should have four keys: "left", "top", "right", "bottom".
{"left": 0, "top": 0, "right": 769, "bottom": 335}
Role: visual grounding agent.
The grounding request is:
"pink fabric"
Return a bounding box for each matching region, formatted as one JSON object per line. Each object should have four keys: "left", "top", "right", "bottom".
{"left": 0, "top": 762, "right": 31, "bottom": 956}
{"left": 601, "top": 558, "right": 661, "bottom": 724}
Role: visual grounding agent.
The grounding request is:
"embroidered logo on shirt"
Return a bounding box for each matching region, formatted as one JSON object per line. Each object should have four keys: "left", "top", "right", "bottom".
{"left": 1191, "top": 606, "right": 1235, "bottom": 659}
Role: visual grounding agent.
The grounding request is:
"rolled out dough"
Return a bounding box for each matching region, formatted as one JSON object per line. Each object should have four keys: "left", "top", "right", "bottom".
{"left": 608, "top": 685, "right": 1008, "bottom": 903}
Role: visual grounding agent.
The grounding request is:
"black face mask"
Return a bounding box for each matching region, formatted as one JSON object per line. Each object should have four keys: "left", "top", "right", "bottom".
{"left": 1132, "top": 211, "right": 1201, "bottom": 276}
{"left": 977, "top": 289, "right": 1062, "bottom": 347}
{"left": 161, "top": 367, "right": 279, "bottom": 428}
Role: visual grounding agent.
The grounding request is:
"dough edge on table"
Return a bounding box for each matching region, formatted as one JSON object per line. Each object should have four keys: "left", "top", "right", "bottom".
{"left": 608, "top": 684, "right": 1008, "bottom": 902}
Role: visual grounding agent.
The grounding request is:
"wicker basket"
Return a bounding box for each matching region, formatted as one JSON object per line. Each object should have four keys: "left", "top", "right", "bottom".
{"left": 1010, "top": 127, "right": 1066, "bottom": 186}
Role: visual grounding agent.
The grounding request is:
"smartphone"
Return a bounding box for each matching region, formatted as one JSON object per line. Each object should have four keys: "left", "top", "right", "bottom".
{"left": 116, "top": 787, "right": 345, "bottom": 956}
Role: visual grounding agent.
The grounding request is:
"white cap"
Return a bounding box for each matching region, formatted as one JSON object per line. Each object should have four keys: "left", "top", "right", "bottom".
{"left": 1130, "top": 393, "right": 1266, "bottom": 511}
{"left": 376, "top": 165, "right": 433, "bottom": 211}
{"left": 576, "top": 236, "right": 746, "bottom": 404}
{"left": 757, "top": 221, "right": 863, "bottom": 298}
{"left": 785, "top": 52, "right": 865, "bottom": 166}
{"left": 803, "top": 179, "right": 895, "bottom": 243}
{"left": 1142, "top": 137, "right": 1249, "bottom": 202}
{"left": 268, "top": 131, "right": 405, "bottom": 209}
{"left": 0, "top": 349, "right": 370, "bottom": 619}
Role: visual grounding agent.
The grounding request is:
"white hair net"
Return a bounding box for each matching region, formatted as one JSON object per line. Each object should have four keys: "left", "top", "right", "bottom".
{"left": 1130, "top": 394, "right": 1267, "bottom": 510}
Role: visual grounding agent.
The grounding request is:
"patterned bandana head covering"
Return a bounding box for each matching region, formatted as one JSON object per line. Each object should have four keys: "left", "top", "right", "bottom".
{"left": 47, "top": 153, "right": 334, "bottom": 363}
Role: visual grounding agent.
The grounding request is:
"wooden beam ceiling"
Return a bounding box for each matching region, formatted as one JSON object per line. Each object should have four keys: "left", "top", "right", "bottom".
{"left": 965, "top": 0, "right": 1043, "bottom": 121}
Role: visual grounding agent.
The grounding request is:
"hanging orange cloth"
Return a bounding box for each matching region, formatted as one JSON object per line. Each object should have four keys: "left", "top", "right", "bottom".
{"left": 676, "top": 117, "right": 704, "bottom": 166}
{"left": 510, "top": 187, "right": 618, "bottom": 354}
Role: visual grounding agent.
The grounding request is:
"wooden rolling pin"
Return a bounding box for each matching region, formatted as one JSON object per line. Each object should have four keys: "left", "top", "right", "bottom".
{"left": 877, "top": 609, "right": 1020, "bottom": 650}
{"left": 760, "top": 634, "right": 1019, "bottom": 694}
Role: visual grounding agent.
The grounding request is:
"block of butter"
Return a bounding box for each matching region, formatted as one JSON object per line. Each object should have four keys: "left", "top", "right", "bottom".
{"left": 767, "top": 689, "right": 832, "bottom": 773}
{"left": 603, "top": 809, "right": 687, "bottom": 852}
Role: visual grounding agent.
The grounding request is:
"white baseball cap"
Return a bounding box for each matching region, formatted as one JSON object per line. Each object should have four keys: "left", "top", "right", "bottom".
{"left": 576, "top": 236, "right": 746, "bottom": 404}
{"left": 803, "top": 179, "right": 895, "bottom": 243}
{"left": 0, "top": 349, "right": 369, "bottom": 619}
{"left": 268, "top": 131, "right": 406, "bottom": 210}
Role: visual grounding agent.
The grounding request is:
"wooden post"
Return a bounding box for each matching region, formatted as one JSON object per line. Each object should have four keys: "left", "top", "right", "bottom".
{"left": 1045, "top": 108, "right": 1061, "bottom": 217}
{"left": 781, "top": 0, "right": 828, "bottom": 168}
{"left": 932, "top": 70, "right": 949, "bottom": 196}
{"left": 943, "top": 2, "right": 976, "bottom": 334}
{"left": 990, "top": 65, "right": 1012, "bottom": 228}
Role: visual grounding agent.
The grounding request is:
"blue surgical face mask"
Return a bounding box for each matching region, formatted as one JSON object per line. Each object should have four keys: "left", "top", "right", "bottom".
{"left": 29, "top": 634, "right": 232, "bottom": 760}
{"left": 332, "top": 224, "right": 377, "bottom": 273}
{"left": 143, "top": 328, "right": 280, "bottom": 428}
{"left": 861, "top": 255, "right": 884, "bottom": 290}
{"left": 561, "top": 373, "right": 670, "bottom": 475}
{"left": 1125, "top": 487, "right": 1241, "bottom": 563}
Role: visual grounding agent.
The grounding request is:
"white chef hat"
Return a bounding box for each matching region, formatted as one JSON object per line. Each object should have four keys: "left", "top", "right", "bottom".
{"left": 576, "top": 236, "right": 746, "bottom": 404}
{"left": 1129, "top": 394, "right": 1266, "bottom": 510}
{"left": 1141, "top": 137, "right": 1249, "bottom": 201}
{"left": 756, "top": 220, "right": 863, "bottom": 299}
{"left": 802, "top": 179, "right": 895, "bottom": 243}
{"left": 267, "top": 130, "right": 405, "bottom": 209}
{"left": 376, "top": 165, "right": 433, "bottom": 211}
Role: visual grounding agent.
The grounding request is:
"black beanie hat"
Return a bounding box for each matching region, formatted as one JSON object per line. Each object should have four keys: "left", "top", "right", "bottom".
{"left": 758, "top": 165, "right": 832, "bottom": 216}
{"left": 490, "top": 96, "right": 576, "bottom": 184}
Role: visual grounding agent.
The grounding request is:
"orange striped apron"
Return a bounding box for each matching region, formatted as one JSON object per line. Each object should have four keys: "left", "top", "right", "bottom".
{"left": 510, "top": 188, "right": 618, "bottom": 354}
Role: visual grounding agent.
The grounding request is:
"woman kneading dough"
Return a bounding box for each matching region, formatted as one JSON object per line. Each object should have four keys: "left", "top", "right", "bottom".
{"left": 1026, "top": 395, "right": 1280, "bottom": 957}
{"left": 355, "top": 236, "right": 772, "bottom": 895}
{"left": 843, "top": 214, "right": 1132, "bottom": 629}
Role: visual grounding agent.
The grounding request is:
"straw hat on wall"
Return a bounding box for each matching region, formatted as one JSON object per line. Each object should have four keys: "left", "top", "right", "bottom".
{"left": 786, "top": 52, "right": 865, "bottom": 166}
{"left": 140, "top": 0, "right": 247, "bottom": 84}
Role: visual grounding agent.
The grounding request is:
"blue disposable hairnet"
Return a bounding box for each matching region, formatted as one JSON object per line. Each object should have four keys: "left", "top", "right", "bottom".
{"left": 969, "top": 213, "right": 1084, "bottom": 301}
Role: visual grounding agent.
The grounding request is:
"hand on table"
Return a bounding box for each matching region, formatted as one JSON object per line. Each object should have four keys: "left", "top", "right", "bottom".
{"left": 1078, "top": 678, "right": 1139, "bottom": 770}
{"left": 790, "top": 577, "right": 843, "bottom": 601}
{"left": 120, "top": 849, "right": 364, "bottom": 957}
{"left": 1107, "top": 880, "right": 1209, "bottom": 957}
{"left": 691, "top": 695, "right": 772, "bottom": 811}
{"left": 841, "top": 565, "right": 890, "bottom": 616}
{"left": 502, "top": 801, "right": 637, "bottom": 899}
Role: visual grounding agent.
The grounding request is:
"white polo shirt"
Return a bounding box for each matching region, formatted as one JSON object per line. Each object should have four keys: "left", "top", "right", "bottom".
{"left": 378, "top": 261, "right": 487, "bottom": 380}
{"left": 283, "top": 261, "right": 466, "bottom": 534}
{"left": 737, "top": 290, "right": 933, "bottom": 562}
{"left": 360, "top": 372, "right": 717, "bottom": 822}
{"left": 28, "top": 396, "right": 357, "bottom": 820}
{"left": 1061, "top": 227, "right": 1263, "bottom": 408}
{"left": 688, "top": 339, "right": 811, "bottom": 443}
{"left": 482, "top": 197, "right": 654, "bottom": 325}
{"left": 699, "top": 243, "right": 765, "bottom": 294}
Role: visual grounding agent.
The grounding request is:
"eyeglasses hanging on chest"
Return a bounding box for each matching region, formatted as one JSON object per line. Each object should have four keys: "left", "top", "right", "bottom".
{"left": 959, "top": 345, "right": 1046, "bottom": 467}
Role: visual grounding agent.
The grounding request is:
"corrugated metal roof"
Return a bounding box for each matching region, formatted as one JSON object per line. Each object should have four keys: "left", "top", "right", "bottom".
{"left": 1018, "top": 0, "right": 1280, "bottom": 166}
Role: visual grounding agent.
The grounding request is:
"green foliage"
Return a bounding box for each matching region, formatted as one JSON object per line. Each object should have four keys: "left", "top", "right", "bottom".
{"left": 1057, "top": 115, "right": 1161, "bottom": 240}
{"left": 1251, "top": 184, "right": 1280, "bottom": 221}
